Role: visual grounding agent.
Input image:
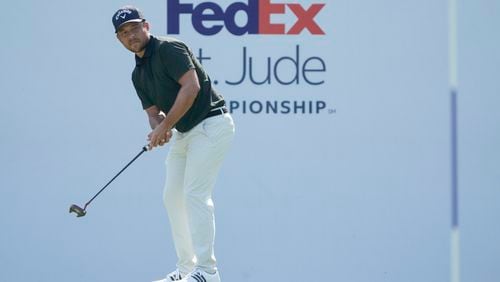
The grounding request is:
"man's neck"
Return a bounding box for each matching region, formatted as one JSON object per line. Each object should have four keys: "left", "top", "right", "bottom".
{"left": 135, "top": 36, "right": 151, "bottom": 58}
{"left": 136, "top": 49, "right": 146, "bottom": 58}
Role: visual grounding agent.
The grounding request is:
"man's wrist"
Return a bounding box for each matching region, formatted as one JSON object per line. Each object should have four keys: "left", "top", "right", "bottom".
{"left": 159, "top": 118, "right": 173, "bottom": 131}
{"left": 149, "top": 115, "right": 163, "bottom": 129}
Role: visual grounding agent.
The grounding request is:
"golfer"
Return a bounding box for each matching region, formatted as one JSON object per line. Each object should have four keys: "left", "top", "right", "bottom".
{"left": 112, "top": 6, "right": 235, "bottom": 282}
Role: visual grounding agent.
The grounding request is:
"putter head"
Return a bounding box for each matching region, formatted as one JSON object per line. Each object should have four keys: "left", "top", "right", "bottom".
{"left": 69, "top": 204, "right": 86, "bottom": 217}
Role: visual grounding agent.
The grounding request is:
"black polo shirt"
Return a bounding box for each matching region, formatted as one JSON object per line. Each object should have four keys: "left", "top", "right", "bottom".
{"left": 132, "top": 36, "right": 225, "bottom": 132}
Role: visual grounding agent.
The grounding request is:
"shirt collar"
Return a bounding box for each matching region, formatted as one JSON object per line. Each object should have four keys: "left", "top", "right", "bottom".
{"left": 135, "top": 35, "right": 157, "bottom": 66}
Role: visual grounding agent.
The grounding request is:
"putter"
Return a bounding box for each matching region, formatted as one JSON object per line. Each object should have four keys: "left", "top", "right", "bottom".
{"left": 69, "top": 145, "right": 148, "bottom": 217}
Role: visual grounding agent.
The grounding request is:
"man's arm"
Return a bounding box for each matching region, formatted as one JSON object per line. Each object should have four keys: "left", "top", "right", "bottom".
{"left": 145, "top": 105, "right": 165, "bottom": 130}
{"left": 147, "top": 69, "right": 200, "bottom": 149}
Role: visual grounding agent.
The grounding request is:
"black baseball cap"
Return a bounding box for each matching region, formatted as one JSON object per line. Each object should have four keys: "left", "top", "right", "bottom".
{"left": 112, "top": 6, "right": 145, "bottom": 33}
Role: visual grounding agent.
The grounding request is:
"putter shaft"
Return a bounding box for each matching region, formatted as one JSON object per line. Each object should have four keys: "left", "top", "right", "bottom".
{"left": 69, "top": 146, "right": 148, "bottom": 217}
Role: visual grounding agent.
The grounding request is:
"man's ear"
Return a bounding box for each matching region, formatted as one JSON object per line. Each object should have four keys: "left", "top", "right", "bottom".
{"left": 143, "top": 21, "right": 150, "bottom": 31}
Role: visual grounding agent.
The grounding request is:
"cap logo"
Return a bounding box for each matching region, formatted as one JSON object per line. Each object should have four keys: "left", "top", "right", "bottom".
{"left": 115, "top": 9, "right": 132, "bottom": 20}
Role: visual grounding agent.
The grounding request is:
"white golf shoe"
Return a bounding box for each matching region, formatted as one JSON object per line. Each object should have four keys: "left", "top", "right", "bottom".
{"left": 152, "top": 269, "right": 183, "bottom": 282}
{"left": 179, "top": 269, "right": 220, "bottom": 282}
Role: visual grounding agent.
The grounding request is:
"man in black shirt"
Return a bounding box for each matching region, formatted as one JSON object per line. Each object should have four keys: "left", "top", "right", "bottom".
{"left": 112, "top": 6, "right": 235, "bottom": 282}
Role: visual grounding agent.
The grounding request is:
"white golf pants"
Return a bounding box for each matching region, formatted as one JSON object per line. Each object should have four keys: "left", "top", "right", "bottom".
{"left": 163, "top": 113, "right": 235, "bottom": 275}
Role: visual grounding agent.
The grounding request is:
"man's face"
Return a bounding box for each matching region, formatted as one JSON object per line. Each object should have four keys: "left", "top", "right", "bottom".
{"left": 116, "top": 21, "right": 150, "bottom": 54}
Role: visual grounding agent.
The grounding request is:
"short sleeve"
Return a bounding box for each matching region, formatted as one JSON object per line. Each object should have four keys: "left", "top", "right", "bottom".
{"left": 158, "top": 41, "right": 195, "bottom": 82}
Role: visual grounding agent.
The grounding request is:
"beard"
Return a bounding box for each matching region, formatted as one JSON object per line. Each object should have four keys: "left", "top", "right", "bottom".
{"left": 127, "top": 39, "right": 147, "bottom": 53}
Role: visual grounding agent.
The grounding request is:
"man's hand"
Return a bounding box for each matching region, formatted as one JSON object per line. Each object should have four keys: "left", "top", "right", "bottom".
{"left": 147, "top": 122, "right": 172, "bottom": 150}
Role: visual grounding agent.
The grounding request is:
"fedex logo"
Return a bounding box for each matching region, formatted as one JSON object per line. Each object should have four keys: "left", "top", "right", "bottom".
{"left": 167, "top": 0, "right": 325, "bottom": 35}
